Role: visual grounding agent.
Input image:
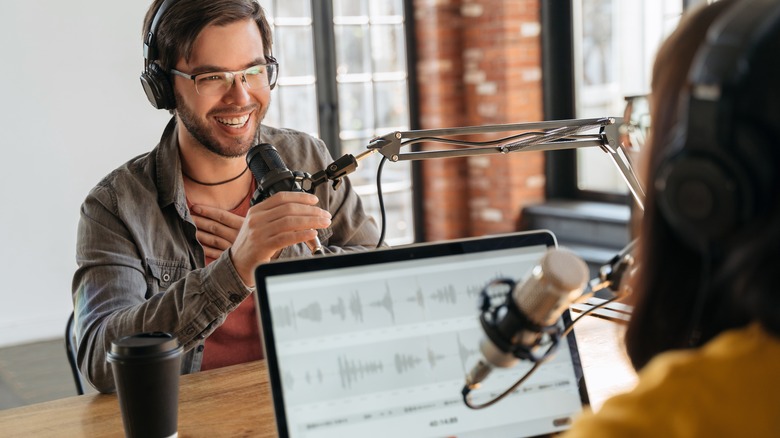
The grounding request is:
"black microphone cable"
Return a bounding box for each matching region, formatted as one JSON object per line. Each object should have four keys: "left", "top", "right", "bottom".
{"left": 374, "top": 156, "right": 389, "bottom": 249}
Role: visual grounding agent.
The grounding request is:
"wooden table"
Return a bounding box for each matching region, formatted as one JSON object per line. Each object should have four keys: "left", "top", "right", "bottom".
{"left": 0, "top": 317, "right": 636, "bottom": 437}
{"left": 572, "top": 314, "right": 638, "bottom": 410}
{"left": 0, "top": 360, "right": 275, "bottom": 437}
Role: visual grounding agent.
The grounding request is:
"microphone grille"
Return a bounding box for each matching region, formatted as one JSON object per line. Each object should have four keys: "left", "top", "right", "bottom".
{"left": 540, "top": 248, "right": 590, "bottom": 291}
{"left": 515, "top": 248, "right": 589, "bottom": 327}
{"left": 246, "top": 143, "right": 287, "bottom": 178}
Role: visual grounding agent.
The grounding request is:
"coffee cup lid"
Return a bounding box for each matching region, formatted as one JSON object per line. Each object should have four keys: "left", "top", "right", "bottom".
{"left": 109, "top": 332, "right": 181, "bottom": 358}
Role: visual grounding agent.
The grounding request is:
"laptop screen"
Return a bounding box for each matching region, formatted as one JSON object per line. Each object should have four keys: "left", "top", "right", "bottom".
{"left": 254, "top": 231, "right": 588, "bottom": 438}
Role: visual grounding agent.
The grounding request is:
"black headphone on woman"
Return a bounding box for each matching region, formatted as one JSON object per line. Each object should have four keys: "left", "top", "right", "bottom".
{"left": 140, "top": 0, "right": 178, "bottom": 110}
{"left": 654, "top": 0, "right": 780, "bottom": 254}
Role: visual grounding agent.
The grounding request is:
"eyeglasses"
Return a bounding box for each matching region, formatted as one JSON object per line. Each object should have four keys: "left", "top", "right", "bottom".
{"left": 170, "top": 56, "right": 279, "bottom": 96}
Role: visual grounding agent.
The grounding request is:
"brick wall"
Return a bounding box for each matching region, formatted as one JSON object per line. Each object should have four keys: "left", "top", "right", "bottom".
{"left": 413, "top": 0, "right": 545, "bottom": 241}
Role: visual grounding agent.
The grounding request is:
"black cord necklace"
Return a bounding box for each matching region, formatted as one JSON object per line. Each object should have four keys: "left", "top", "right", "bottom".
{"left": 182, "top": 166, "right": 249, "bottom": 186}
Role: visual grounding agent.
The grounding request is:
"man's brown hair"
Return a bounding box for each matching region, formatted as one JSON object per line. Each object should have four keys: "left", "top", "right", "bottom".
{"left": 142, "top": 0, "right": 273, "bottom": 71}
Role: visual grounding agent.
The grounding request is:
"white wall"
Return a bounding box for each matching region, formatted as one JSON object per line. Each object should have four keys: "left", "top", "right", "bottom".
{"left": 0, "top": 1, "right": 170, "bottom": 347}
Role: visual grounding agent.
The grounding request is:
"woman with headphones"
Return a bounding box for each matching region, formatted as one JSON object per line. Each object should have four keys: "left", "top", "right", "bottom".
{"left": 563, "top": 0, "right": 780, "bottom": 435}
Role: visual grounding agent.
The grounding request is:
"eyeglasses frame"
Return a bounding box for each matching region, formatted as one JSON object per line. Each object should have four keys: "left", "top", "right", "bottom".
{"left": 169, "top": 55, "right": 279, "bottom": 95}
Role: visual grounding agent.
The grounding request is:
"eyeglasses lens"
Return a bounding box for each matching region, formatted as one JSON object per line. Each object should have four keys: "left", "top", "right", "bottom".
{"left": 194, "top": 64, "right": 278, "bottom": 95}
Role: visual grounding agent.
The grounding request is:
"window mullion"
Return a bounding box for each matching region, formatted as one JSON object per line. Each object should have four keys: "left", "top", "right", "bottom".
{"left": 541, "top": 0, "right": 577, "bottom": 200}
{"left": 311, "top": 0, "right": 341, "bottom": 156}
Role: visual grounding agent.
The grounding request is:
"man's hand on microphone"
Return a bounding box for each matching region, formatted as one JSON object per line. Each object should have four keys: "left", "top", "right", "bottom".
{"left": 230, "top": 191, "right": 331, "bottom": 287}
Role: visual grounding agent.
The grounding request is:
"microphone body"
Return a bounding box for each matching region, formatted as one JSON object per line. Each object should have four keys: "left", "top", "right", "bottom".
{"left": 465, "top": 248, "right": 588, "bottom": 388}
{"left": 246, "top": 143, "right": 324, "bottom": 254}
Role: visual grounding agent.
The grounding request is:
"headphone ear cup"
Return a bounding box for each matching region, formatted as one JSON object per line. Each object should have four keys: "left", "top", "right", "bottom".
{"left": 655, "top": 153, "right": 741, "bottom": 251}
{"left": 733, "top": 121, "right": 775, "bottom": 204}
{"left": 140, "top": 63, "right": 176, "bottom": 110}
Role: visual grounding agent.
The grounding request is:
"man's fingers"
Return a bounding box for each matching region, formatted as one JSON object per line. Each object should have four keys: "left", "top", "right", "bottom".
{"left": 192, "top": 215, "right": 239, "bottom": 240}
{"left": 245, "top": 210, "right": 331, "bottom": 235}
{"left": 248, "top": 203, "right": 331, "bottom": 226}
{"left": 261, "top": 229, "right": 320, "bottom": 252}
{"left": 191, "top": 204, "right": 244, "bottom": 229}
{"left": 201, "top": 244, "right": 225, "bottom": 261}
{"left": 195, "top": 229, "right": 233, "bottom": 251}
{"left": 227, "top": 192, "right": 332, "bottom": 286}
{"left": 254, "top": 191, "right": 321, "bottom": 208}
{"left": 269, "top": 214, "right": 331, "bottom": 231}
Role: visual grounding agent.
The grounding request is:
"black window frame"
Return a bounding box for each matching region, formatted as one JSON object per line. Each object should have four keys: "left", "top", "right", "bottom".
{"left": 541, "top": 1, "right": 629, "bottom": 205}
{"left": 307, "top": 0, "right": 424, "bottom": 242}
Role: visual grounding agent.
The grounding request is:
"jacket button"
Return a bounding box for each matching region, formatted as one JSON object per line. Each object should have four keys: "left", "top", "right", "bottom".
{"left": 162, "top": 272, "right": 171, "bottom": 282}
{"left": 229, "top": 293, "right": 242, "bottom": 303}
{"left": 197, "top": 345, "right": 205, "bottom": 353}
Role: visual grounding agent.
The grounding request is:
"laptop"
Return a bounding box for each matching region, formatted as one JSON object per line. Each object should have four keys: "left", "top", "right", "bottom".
{"left": 254, "top": 230, "right": 589, "bottom": 438}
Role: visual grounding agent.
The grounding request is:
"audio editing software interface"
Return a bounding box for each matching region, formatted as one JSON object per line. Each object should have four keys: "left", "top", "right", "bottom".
{"left": 261, "top": 244, "right": 585, "bottom": 438}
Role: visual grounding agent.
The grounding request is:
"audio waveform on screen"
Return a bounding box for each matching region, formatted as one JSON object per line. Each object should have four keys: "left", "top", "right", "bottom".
{"left": 275, "top": 328, "right": 502, "bottom": 405}
{"left": 394, "top": 353, "right": 424, "bottom": 374}
{"left": 279, "top": 328, "right": 572, "bottom": 406}
{"left": 271, "top": 271, "right": 511, "bottom": 343}
{"left": 329, "top": 291, "right": 364, "bottom": 322}
{"left": 368, "top": 282, "right": 396, "bottom": 322}
{"left": 457, "top": 333, "right": 480, "bottom": 374}
{"left": 338, "top": 355, "right": 385, "bottom": 389}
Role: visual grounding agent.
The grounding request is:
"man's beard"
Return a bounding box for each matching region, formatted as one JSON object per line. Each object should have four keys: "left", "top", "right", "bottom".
{"left": 174, "top": 91, "right": 268, "bottom": 158}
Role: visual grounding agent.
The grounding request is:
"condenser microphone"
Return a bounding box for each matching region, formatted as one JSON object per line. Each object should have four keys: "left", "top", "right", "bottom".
{"left": 246, "top": 143, "right": 324, "bottom": 255}
{"left": 465, "top": 248, "right": 589, "bottom": 389}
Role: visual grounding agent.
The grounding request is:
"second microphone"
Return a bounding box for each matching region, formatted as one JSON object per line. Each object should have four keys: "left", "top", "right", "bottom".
{"left": 246, "top": 143, "right": 324, "bottom": 255}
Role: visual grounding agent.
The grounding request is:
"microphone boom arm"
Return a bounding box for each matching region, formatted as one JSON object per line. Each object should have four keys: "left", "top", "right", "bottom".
{"left": 368, "top": 117, "right": 644, "bottom": 210}
{"left": 309, "top": 117, "right": 645, "bottom": 210}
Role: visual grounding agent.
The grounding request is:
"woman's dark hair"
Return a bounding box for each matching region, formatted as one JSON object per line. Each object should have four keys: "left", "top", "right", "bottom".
{"left": 142, "top": 0, "right": 273, "bottom": 72}
{"left": 625, "top": 0, "right": 780, "bottom": 370}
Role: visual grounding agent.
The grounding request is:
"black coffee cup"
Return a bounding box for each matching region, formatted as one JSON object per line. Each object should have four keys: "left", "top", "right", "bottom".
{"left": 107, "top": 332, "right": 183, "bottom": 438}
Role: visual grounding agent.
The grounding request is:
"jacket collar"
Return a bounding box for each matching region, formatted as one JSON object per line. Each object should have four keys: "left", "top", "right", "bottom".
{"left": 154, "top": 117, "right": 189, "bottom": 219}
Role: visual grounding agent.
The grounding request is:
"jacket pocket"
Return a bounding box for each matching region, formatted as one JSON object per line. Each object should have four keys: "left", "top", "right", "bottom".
{"left": 146, "top": 258, "right": 190, "bottom": 291}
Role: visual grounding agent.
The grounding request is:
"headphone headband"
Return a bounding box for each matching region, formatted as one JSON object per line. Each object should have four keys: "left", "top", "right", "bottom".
{"left": 144, "top": 0, "right": 177, "bottom": 64}
{"left": 689, "top": 0, "right": 780, "bottom": 88}
{"left": 140, "top": 0, "right": 178, "bottom": 110}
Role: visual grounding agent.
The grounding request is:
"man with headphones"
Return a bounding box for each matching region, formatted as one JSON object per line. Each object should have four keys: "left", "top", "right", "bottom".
{"left": 562, "top": 0, "right": 780, "bottom": 435}
{"left": 72, "top": 0, "right": 380, "bottom": 393}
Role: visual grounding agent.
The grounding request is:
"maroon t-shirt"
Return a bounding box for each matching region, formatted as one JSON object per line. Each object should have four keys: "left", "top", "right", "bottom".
{"left": 189, "top": 185, "right": 263, "bottom": 371}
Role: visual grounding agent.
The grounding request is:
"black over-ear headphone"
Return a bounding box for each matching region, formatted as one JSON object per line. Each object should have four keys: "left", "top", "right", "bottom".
{"left": 140, "top": 0, "right": 178, "bottom": 110}
{"left": 654, "top": 0, "right": 780, "bottom": 253}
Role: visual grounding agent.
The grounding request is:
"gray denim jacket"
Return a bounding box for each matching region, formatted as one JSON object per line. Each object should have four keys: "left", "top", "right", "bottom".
{"left": 73, "top": 118, "right": 381, "bottom": 393}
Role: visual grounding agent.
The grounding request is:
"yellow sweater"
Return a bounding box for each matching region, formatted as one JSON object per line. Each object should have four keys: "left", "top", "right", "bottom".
{"left": 563, "top": 323, "right": 780, "bottom": 437}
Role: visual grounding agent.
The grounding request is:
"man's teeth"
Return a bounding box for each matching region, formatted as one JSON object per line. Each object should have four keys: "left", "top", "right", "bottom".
{"left": 216, "top": 115, "right": 249, "bottom": 127}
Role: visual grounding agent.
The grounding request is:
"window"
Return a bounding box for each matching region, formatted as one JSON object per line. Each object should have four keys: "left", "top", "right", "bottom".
{"left": 543, "top": 1, "right": 684, "bottom": 202}
{"left": 259, "top": 0, "right": 415, "bottom": 245}
{"left": 572, "top": 0, "right": 682, "bottom": 194}
{"left": 260, "top": 1, "right": 319, "bottom": 136}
